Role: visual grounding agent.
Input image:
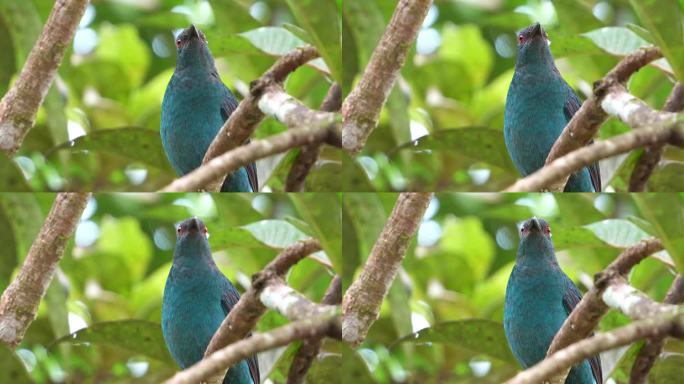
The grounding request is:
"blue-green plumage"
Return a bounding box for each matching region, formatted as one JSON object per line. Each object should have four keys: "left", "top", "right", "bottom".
{"left": 162, "top": 217, "right": 259, "bottom": 384}
{"left": 504, "top": 217, "right": 601, "bottom": 384}
{"left": 504, "top": 23, "right": 600, "bottom": 192}
{"left": 161, "top": 25, "right": 257, "bottom": 192}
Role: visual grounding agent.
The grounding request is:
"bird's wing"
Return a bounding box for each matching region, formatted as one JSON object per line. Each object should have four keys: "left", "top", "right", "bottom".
{"left": 215, "top": 73, "right": 258, "bottom": 192}
{"left": 220, "top": 279, "right": 261, "bottom": 384}
{"left": 561, "top": 274, "right": 603, "bottom": 384}
{"left": 563, "top": 88, "right": 602, "bottom": 192}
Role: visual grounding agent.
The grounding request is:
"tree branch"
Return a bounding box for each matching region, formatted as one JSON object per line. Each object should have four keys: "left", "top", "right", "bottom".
{"left": 204, "top": 239, "right": 322, "bottom": 357}
{"left": 286, "top": 83, "right": 342, "bottom": 192}
{"left": 260, "top": 279, "right": 338, "bottom": 326}
{"left": 342, "top": 192, "right": 432, "bottom": 346}
{"left": 160, "top": 89, "right": 341, "bottom": 192}
{"left": 629, "top": 83, "right": 684, "bottom": 191}
{"left": 342, "top": 0, "right": 432, "bottom": 154}
{"left": 630, "top": 275, "right": 684, "bottom": 384}
{"left": 165, "top": 315, "right": 339, "bottom": 384}
{"left": 506, "top": 315, "right": 684, "bottom": 384}
{"left": 546, "top": 238, "right": 663, "bottom": 357}
{"left": 200, "top": 46, "right": 319, "bottom": 191}
{"left": 287, "top": 275, "right": 341, "bottom": 384}
{"left": 505, "top": 87, "right": 684, "bottom": 192}
{"left": 0, "top": 0, "right": 89, "bottom": 156}
{"left": 0, "top": 192, "right": 89, "bottom": 348}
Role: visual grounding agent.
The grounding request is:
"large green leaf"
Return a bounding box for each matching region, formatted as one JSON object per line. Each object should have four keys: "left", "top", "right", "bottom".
{"left": 629, "top": 0, "right": 684, "bottom": 81}
{"left": 53, "top": 320, "right": 174, "bottom": 364}
{"left": 392, "top": 128, "right": 516, "bottom": 172}
{"left": 583, "top": 219, "right": 651, "bottom": 248}
{"left": 0, "top": 204, "right": 18, "bottom": 293}
{"left": 650, "top": 354, "right": 684, "bottom": 382}
{"left": 0, "top": 344, "right": 32, "bottom": 384}
{"left": 648, "top": 161, "right": 684, "bottom": 191}
{"left": 290, "top": 194, "right": 341, "bottom": 273}
{"left": 394, "top": 319, "right": 516, "bottom": 363}
{"left": 241, "top": 219, "right": 312, "bottom": 248}
{"left": 49, "top": 128, "right": 172, "bottom": 171}
{"left": 633, "top": 194, "right": 684, "bottom": 274}
{"left": 285, "top": 0, "right": 342, "bottom": 84}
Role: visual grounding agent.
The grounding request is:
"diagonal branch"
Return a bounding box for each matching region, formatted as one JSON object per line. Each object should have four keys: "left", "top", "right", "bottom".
{"left": 343, "top": 192, "right": 432, "bottom": 347}
{"left": 286, "top": 83, "right": 342, "bottom": 192}
{"left": 0, "top": 0, "right": 89, "bottom": 156}
{"left": 165, "top": 315, "right": 340, "bottom": 384}
{"left": 200, "top": 46, "right": 319, "bottom": 191}
{"left": 342, "top": 0, "right": 432, "bottom": 154}
{"left": 629, "top": 275, "right": 684, "bottom": 384}
{"left": 505, "top": 87, "right": 684, "bottom": 192}
{"left": 0, "top": 192, "right": 89, "bottom": 348}
{"left": 506, "top": 315, "right": 684, "bottom": 384}
{"left": 629, "top": 83, "right": 684, "bottom": 191}
{"left": 204, "top": 239, "right": 322, "bottom": 357}
{"left": 287, "top": 275, "right": 342, "bottom": 384}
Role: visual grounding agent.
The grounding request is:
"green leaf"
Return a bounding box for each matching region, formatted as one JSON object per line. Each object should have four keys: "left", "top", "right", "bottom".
{"left": 0, "top": 154, "right": 30, "bottom": 191}
{"left": 633, "top": 194, "right": 684, "bottom": 274}
{"left": 95, "top": 24, "right": 151, "bottom": 89}
{"left": 581, "top": 27, "right": 673, "bottom": 74}
{"left": 241, "top": 219, "right": 312, "bottom": 248}
{"left": 650, "top": 354, "right": 684, "bottom": 382}
{"left": 239, "top": 26, "right": 308, "bottom": 56}
{"left": 49, "top": 128, "right": 173, "bottom": 171}
{"left": 395, "top": 319, "right": 516, "bottom": 363}
{"left": 342, "top": 152, "right": 375, "bottom": 191}
{"left": 285, "top": 0, "right": 342, "bottom": 83}
{"left": 648, "top": 161, "right": 684, "bottom": 191}
{"left": 0, "top": 344, "right": 32, "bottom": 383}
{"left": 342, "top": 193, "right": 386, "bottom": 258}
{"left": 439, "top": 24, "right": 493, "bottom": 88}
{"left": 440, "top": 217, "right": 495, "bottom": 281}
{"left": 392, "top": 128, "right": 516, "bottom": 171}
{"left": 290, "top": 194, "right": 341, "bottom": 273}
{"left": 583, "top": 219, "right": 651, "bottom": 248}
{"left": 52, "top": 320, "right": 174, "bottom": 364}
{"left": 629, "top": 0, "right": 684, "bottom": 81}
{"left": 0, "top": 204, "right": 18, "bottom": 292}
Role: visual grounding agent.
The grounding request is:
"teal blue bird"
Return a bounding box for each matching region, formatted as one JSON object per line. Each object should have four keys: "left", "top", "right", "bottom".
{"left": 504, "top": 23, "right": 600, "bottom": 192}
{"left": 504, "top": 217, "right": 601, "bottom": 384}
{"left": 161, "top": 25, "right": 257, "bottom": 192}
{"left": 162, "top": 217, "right": 259, "bottom": 384}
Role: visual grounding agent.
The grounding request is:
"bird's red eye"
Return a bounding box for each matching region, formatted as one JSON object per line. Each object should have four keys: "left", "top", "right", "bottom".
{"left": 543, "top": 226, "right": 552, "bottom": 236}
{"left": 176, "top": 226, "right": 182, "bottom": 234}
{"left": 176, "top": 38, "right": 182, "bottom": 48}
{"left": 518, "top": 34, "right": 524, "bottom": 44}
{"left": 202, "top": 226, "right": 209, "bottom": 238}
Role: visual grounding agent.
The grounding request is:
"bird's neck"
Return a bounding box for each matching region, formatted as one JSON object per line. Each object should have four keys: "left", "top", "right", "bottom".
{"left": 172, "top": 240, "right": 216, "bottom": 270}
{"left": 515, "top": 241, "right": 559, "bottom": 271}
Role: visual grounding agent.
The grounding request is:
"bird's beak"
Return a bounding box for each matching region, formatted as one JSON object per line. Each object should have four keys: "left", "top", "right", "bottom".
{"left": 188, "top": 24, "right": 200, "bottom": 39}
{"left": 530, "top": 23, "right": 542, "bottom": 38}
{"left": 187, "top": 217, "right": 200, "bottom": 232}
{"left": 529, "top": 217, "right": 541, "bottom": 231}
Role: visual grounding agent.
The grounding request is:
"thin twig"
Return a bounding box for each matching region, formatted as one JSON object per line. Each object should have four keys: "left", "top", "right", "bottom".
{"left": 342, "top": 192, "right": 432, "bottom": 346}
{"left": 0, "top": 193, "right": 89, "bottom": 347}
{"left": 0, "top": 0, "right": 89, "bottom": 155}
{"left": 342, "top": 0, "right": 432, "bottom": 154}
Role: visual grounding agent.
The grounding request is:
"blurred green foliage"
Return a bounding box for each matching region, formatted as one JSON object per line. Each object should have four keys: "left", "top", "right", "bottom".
{"left": 343, "top": 0, "right": 684, "bottom": 192}
{"left": 0, "top": 192, "right": 341, "bottom": 383}
{"left": 0, "top": 0, "right": 341, "bottom": 192}
{"left": 343, "top": 192, "right": 684, "bottom": 383}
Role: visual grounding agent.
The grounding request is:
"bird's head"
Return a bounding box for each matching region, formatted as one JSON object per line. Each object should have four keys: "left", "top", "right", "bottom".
{"left": 517, "top": 217, "right": 556, "bottom": 259}
{"left": 515, "top": 23, "right": 554, "bottom": 68}
{"left": 174, "top": 25, "right": 214, "bottom": 70}
{"left": 174, "top": 216, "right": 212, "bottom": 258}
{"left": 176, "top": 216, "right": 209, "bottom": 240}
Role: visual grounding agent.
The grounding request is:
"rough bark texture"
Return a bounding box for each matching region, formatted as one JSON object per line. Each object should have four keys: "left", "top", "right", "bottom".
{"left": 342, "top": 192, "right": 432, "bottom": 346}
{"left": 166, "top": 316, "right": 339, "bottom": 384}
{"left": 287, "top": 275, "right": 342, "bottom": 384}
{"left": 201, "top": 47, "right": 320, "bottom": 191}
{"left": 629, "top": 83, "right": 684, "bottom": 191}
{"left": 204, "top": 239, "right": 322, "bottom": 357}
{"left": 0, "top": 0, "right": 88, "bottom": 156}
{"left": 507, "top": 315, "right": 684, "bottom": 384}
{"left": 342, "top": 0, "right": 432, "bottom": 154}
{"left": 629, "top": 275, "right": 684, "bottom": 384}
{"left": 0, "top": 192, "right": 89, "bottom": 348}
{"left": 260, "top": 279, "right": 338, "bottom": 323}
{"left": 286, "top": 83, "right": 342, "bottom": 192}
{"left": 506, "top": 86, "right": 683, "bottom": 192}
